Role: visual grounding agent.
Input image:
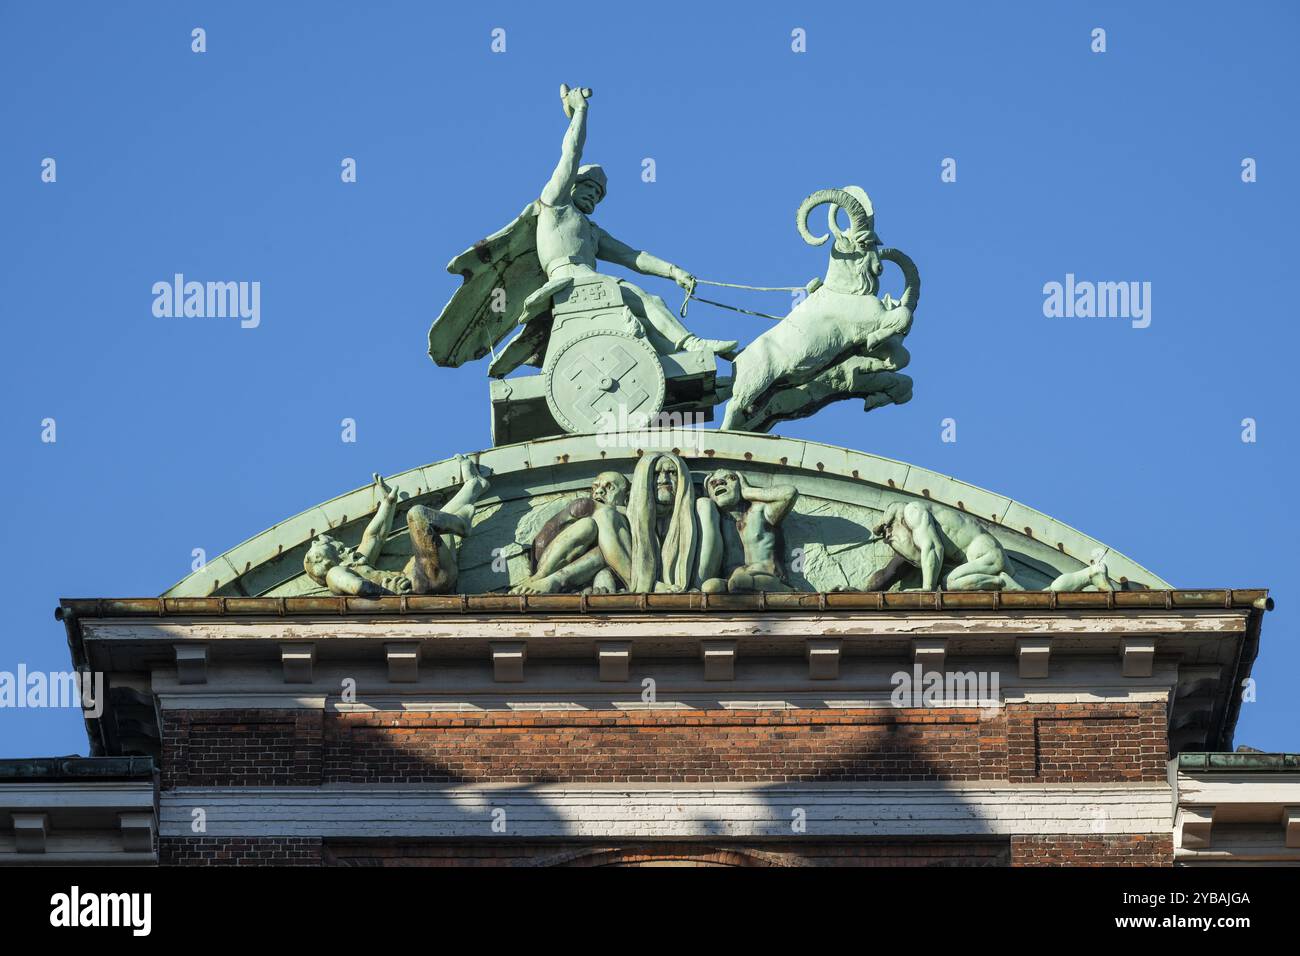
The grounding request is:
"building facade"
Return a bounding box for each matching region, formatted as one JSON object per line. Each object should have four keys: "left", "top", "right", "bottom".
{"left": 2, "top": 436, "right": 1290, "bottom": 867}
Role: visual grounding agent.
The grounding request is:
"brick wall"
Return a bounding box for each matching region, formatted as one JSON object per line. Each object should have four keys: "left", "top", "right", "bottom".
{"left": 1006, "top": 702, "right": 1167, "bottom": 783}
{"left": 161, "top": 837, "right": 323, "bottom": 866}
{"left": 323, "top": 708, "right": 1006, "bottom": 784}
{"left": 162, "top": 710, "right": 322, "bottom": 788}
{"left": 325, "top": 839, "right": 1011, "bottom": 867}
{"left": 160, "top": 702, "right": 1167, "bottom": 788}
{"left": 159, "top": 702, "right": 1171, "bottom": 866}
{"left": 1011, "top": 834, "right": 1173, "bottom": 866}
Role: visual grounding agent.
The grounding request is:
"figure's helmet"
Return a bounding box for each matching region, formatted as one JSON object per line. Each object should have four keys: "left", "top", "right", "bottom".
{"left": 576, "top": 164, "right": 607, "bottom": 200}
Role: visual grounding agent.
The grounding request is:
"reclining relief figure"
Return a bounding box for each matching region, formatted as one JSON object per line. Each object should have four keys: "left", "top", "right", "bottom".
{"left": 1047, "top": 548, "right": 1115, "bottom": 592}
{"left": 304, "top": 456, "right": 489, "bottom": 596}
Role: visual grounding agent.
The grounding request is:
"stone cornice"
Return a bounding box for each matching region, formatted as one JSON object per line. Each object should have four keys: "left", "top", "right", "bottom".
{"left": 58, "top": 588, "right": 1273, "bottom": 620}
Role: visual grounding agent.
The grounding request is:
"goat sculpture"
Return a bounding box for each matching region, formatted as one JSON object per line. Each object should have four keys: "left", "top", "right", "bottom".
{"left": 721, "top": 187, "right": 919, "bottom": 433}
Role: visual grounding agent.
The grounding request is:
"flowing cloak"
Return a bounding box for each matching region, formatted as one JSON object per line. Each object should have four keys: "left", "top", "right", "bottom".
{"left": 427, "top": 201, "right": 579, "bottom": 378}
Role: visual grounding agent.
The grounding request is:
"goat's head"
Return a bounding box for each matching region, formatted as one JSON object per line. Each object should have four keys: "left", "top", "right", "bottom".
{"left": 796, "top": 187, "right": 884, "bottom": 295}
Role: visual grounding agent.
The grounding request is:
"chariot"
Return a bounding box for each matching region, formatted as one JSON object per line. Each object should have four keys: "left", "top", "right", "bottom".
{"left": 428, "top": 204, "right": 727, "bottom": 446}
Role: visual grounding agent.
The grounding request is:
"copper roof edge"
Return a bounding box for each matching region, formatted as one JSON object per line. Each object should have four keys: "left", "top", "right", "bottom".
{"left": 55, "top": 589, "right": 1273, "bottom": 619}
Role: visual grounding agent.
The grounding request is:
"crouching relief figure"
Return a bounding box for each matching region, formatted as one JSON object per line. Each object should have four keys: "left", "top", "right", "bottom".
{"left": 513, "top": 452, "right": 707, "bottom": 594}
{"left": 698, "top": 469, "right": 799, "bottom": 593}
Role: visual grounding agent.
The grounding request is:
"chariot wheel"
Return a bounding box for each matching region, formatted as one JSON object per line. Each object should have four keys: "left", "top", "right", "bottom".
{"left": 542, "top": 328, "right": 666, "bottom": 434}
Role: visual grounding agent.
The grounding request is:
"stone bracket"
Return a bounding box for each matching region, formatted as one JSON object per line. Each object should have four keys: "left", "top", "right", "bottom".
{"left": 1016, "top": 637, "right": 1053, "bottom": 679}
{"left": 701, "top": 640, "right": 737, "bottom": 681}
{"left": 597, "top": 641, "right": 631, "bottom": 682}
{"left": 385, "top": 642, "right": 420, "bottom": 683}
{"left": 1179, "top": 807, "right": 1214, "bottom": 850}
{"left": 806, "top": 638, "right": 841, "bottom": 680}
{"left": 912, "top": 637, "right": 947, "bottom": 674}
{"left": 280, "top": 643, "right": 316, "bottom": 684}
{"left": 119, "top": 811, "right": 155, "bottom": 852}
{"left": 12, "top": 812, "right": 48, "bottom": 853}
{"left": 492, "top": 641, "right": 527, "bottom": 682}
{"left": 1121, "top": 637, "right": 1157, "bottom": 678}
{"left": 174, "top": 643, "right": 208, "bottom": 684}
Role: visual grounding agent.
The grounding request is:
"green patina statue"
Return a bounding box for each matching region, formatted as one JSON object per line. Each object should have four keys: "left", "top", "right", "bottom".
{"left": 163, "top": 87, "right": 1152, "bottom": 603}
{"left": 303, "top": 456, "right": 489, "bottom": 596}
{"left": 429, "top": 84, "right": 735, "bottom": 378}
{"left": 626, "top": 452, "right": 704, "bottom": 593}
{"left": 1047, "top": 548, "right": 1115, "bottom": 592}
{"left": 511, "top": 470, "right": 633, "bottom": 595}
{"left": 866, "top": 501, "right": 1025, "bottom": 592}
{"left": 427, "top": 85, "right": 923, "bottom": 443}
{"left": 401, "top": 86, "right": 1120, "bottom": 596}
{"left": 510, "top": 451, "right": 709, "bottom": 594}
{"left": 722, "top": 187, "right": 918, "bottom": 432}
{"left": 699, "top": 469, "right": 799, "bottom": 593}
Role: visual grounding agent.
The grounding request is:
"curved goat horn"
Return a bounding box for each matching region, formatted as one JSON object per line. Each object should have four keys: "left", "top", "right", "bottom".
{"left": 796, "top": 188, "right": 870, "bottom": 246}
{"left": 827, "top": 204, "right": 845, "bottom": 241}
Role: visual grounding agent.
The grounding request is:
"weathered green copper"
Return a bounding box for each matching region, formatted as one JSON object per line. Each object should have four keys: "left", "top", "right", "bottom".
{"left": 302, "top": 456, "right": 488, "bottom": 595}
{"left": 867, "top": 501, "right": 1026, "bottom": 591}
{"left": 162, "top": 433, "right": 1171, "bottom": 599}
{"left": 430, "top": 86, "right": 920, "bottom": 442}
{"left": 1178, "top": 753, "right": 1300, "bottom": 772}
{"left": 430, "top": 85, "right": 735, "bottom": 445}
{"left": 723, "top": 187, "right": 918, "bottom": 432}
{"left": 699, "top": 470, "right": 799, "bottom": 592}
{"left": 512, "top": 471, "right": 632, "bottom": 594}
{"left": 157, "top": 86, "right": 1166, "bottom": 598}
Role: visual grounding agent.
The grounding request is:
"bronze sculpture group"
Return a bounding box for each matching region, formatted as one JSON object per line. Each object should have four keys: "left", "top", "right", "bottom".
{"left": 302, "top": 84, "right": 1118, "bottom": 598}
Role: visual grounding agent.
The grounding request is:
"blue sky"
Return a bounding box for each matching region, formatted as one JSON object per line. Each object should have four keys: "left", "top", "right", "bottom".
{"left": 1, "top": 1, "right": 1296, "bottom": 755}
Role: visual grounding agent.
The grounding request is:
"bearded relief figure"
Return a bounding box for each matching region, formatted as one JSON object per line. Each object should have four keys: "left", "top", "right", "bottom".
{"left": 626, "top": 452, "right": 708, "bottom": 593}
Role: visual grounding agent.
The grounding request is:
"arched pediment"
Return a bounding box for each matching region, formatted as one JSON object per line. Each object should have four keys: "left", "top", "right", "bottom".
{"left": 163, "top": 431, "right": 1168, "bottom": 598}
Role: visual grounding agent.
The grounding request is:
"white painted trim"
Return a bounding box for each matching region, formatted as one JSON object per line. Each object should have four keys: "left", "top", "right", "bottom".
{"left": 0, "top": 784, "right": 159, "bottom": 865}
{"left": 157, "top": 694, "right": 328, "bottom": 710}
{"left": 152, "top": 688, "right": 1175, "bottom": 712}
{"left": 1175, "top": 845, "right": 1300, "bottom": 863}
{"left": 0, "top": 825, "right": 157, "bottom": 864}
{"left": 0, "top": 781, "right": 156, "bottom": 811}
{"left": 1177, "top": 773, "right": 1300, "bottom": 808}
{"left": 149, "top": 656, "right": 1177, "bottom": 711}
{"left": 84, "top": 610, "right": 1247, "bottom": 645}
{"left": 152, "top": 688, "right": 1173, "bottom": 713}
{"left": 160, "top": 783, "right": 1173, "bottom": 840}
{"left": 0, "top": 848, "right": 157, "bottom": 866}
